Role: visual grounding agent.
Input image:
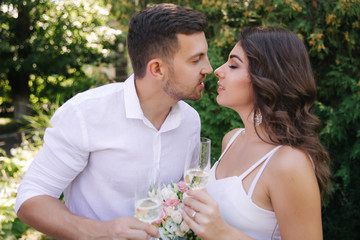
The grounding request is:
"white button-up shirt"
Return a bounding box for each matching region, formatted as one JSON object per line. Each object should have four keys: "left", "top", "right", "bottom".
{"left": 15, "top": 74, "right": 201, "bottom": 220}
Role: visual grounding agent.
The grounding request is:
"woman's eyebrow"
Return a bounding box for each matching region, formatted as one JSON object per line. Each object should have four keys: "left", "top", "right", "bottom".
{"left": 229, "top": 54, "right": 243, "bottom": 63}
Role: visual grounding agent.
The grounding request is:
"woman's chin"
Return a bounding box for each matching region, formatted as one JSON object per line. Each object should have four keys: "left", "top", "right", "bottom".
{"left": 216, "top": 96, "right": 224, "bottom": 107}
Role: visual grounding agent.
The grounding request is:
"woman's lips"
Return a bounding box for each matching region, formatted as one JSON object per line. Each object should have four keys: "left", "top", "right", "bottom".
{"left": 217, "top": 82, "right": 225, "bottom": 93}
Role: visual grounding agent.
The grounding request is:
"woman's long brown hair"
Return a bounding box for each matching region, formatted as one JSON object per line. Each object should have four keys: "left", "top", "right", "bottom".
{"left": 238, "top": 26, "right": 331, "bottom": 199}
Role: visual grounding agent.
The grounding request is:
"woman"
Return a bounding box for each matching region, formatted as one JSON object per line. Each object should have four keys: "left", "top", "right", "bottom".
{"left": 182, "top": 26, "right": 331, "bottom": 239}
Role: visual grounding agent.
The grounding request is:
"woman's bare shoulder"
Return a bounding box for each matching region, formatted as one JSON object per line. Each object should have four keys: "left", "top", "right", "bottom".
{"left": 271, "top": 146, "right": 313, "bottom": 172}
{"left": 221, "top": 128, "right": 243, "bottom": 151}
{"left": 266, "top": 148, "right": 322, "bottom": 239}
{"left": 266, "top": 146, "right": 317, "bottom": 192}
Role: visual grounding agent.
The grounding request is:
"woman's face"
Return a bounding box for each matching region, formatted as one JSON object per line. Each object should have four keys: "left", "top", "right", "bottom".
{"left": 214, "top": 43, "right": 253, "bottom": 111}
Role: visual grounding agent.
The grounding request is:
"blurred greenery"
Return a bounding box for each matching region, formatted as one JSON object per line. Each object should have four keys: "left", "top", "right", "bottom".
{"left": 1, "top": 0, "right": 359, "bottom": 239}
{"left": 0, "top": 0, "right": 125, "bottom": 120}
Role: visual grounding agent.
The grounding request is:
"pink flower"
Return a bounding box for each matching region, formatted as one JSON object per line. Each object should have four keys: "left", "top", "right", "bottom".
{"left": 164, "top": 198, "right": 180, "bottom": 208}
{"left": 153, "top": 207, "right": 167, "bottom": 225}
{"left": 177, "top": 181, "right": 187, "bottom": 193}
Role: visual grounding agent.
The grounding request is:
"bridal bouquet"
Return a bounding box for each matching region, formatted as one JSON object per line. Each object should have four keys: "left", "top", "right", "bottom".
{"left": 149, "top": 181, "right": 198, "bottom": 240}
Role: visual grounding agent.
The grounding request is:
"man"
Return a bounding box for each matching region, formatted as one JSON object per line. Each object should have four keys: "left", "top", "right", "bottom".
{"left": 15, "top": 3, "right": 213, "bottom": 239}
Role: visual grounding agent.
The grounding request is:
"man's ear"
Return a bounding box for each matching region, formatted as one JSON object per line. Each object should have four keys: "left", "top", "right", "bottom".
{"left": 147, "top": 59, "right": 167, "bottom": 80}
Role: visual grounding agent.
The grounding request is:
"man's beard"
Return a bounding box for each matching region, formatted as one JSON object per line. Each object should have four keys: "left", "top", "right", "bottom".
{"left": 163, "top": 68, "right": 202, "bottom": 101}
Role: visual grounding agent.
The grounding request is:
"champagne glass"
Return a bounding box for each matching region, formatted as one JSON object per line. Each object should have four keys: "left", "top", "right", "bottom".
{"left": 184, "top": 137, "right": 211, "bottom": 189}
{"left": 134, "top": 167, "right": 162, "bottom": 239}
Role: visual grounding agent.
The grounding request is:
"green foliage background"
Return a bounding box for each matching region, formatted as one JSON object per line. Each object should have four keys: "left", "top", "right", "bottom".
{"left": 1, "top": 0, "right": 360, "bottom": 239}
{"left": 0, "top": 0, "right": 125, "bottom": 118}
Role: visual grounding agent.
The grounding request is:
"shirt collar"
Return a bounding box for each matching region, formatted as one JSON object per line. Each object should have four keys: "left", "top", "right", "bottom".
{"left": 124, "top": 74, "right": 184, "bottom": 132}
{"left": 124, "top": 74, "right": 143, "bottom": 119}
{"left": 160, "top": 102, "right": 183, "bottom": 132}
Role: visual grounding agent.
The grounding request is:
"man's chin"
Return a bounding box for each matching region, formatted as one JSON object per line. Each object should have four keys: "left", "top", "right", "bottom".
{"left": 185, "top": 93, "right": 202, "bottom": 101}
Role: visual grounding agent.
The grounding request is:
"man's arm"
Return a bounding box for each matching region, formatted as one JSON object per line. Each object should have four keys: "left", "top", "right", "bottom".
{"left": 17, "top": 195, "right": 159, "bottom": 240}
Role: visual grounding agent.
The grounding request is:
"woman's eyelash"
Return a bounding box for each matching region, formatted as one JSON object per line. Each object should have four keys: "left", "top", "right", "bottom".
{"left": 229, "top": 65, "right": 237, "bottom": 69}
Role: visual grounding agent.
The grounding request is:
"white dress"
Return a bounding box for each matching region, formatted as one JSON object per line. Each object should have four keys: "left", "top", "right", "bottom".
{"left": 206, "top": 129, "right": 282, "bottom": 240}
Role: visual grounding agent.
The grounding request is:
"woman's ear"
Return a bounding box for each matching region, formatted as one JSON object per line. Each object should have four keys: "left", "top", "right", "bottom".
{"left": 147, "top": 59, "right": 167, "bottom": 80}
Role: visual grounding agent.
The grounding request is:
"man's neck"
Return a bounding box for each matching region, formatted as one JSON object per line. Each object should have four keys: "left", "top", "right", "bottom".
{"left": 135, "top": 77, "right": 177, "bottom": 130}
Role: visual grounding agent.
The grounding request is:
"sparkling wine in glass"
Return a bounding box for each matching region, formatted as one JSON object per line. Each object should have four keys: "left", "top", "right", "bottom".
{"left": 134, "top": 197, "right": 162, "bottom": 223}
{"left": 184, "top": 137, "right": 211, "bottom": 189}
{"left": 134, "top": 168, "right": 162, "bottom": 227}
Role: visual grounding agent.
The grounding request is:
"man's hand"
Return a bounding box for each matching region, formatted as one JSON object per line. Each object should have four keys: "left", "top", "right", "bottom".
{"left": 98, "top": 217, "right": 159, "bottom": 240}
{"left": 17, "top": 196, "right": 159, "bottom": 240}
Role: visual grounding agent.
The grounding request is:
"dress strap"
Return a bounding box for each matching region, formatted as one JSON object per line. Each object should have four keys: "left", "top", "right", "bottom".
{"left": 217, "top": 129, "right": 244, "bottom": 161}
{"left": 238, "top": 146, "right": 281, "bottom": 180}
{"left": 247, "top": 145, "right": 282, "bottom": 197}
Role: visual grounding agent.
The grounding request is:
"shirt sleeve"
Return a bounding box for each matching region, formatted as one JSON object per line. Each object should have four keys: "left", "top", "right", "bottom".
{"left": 15, "top": 100, "right": 90, "bottom": 213}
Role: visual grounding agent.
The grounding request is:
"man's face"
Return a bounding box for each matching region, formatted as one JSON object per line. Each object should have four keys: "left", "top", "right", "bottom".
{"left": 162, "top": 32, "right": 213, "bottom": 101}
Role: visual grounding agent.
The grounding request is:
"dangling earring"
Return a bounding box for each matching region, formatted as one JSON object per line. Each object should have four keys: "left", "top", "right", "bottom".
{"left": 252, "top": 110, "right": 262, "bottom": 127}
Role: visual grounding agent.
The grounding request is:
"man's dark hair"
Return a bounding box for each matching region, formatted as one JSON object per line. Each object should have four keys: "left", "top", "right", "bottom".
{"left": 127, "top": 3, "right": 207, "bottom": 78}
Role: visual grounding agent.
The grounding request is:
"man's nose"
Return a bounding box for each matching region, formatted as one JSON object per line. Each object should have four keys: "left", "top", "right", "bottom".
{"left": 203, "top": 57, "right": 213, "bottom": 75}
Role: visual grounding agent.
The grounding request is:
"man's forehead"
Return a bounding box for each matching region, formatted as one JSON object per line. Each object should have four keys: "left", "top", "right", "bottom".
{"left": 175, "top": 32, "right": 208, "bottom": 56}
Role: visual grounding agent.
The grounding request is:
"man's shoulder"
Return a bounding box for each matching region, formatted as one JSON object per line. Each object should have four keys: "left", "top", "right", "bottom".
{"left": 69, "top": 82, "right": 125, "bottom": 105}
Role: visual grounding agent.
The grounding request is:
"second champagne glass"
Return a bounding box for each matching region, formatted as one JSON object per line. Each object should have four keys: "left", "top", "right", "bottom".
{"left": 184, "top": 137, "right": 211, "bottom": 189}
{"left": 134, "top": 167, "right": 162, "bottom": 231}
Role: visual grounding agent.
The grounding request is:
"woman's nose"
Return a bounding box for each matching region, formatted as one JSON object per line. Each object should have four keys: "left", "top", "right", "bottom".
{"left": 214, "top": 66, "right": 224, "bottom": 79}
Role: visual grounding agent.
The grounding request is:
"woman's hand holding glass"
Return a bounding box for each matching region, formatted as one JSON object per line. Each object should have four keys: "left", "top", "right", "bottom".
{"left": 182, "top": 189, "right": 231, "bottom": 240}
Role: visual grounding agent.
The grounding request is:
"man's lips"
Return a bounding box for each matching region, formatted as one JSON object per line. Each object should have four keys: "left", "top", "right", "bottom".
{"left": 199, "top": 77, "right": 206, "bottom": 89}
{"left": 199, "top": 81, "right": 205, "bottom": 90}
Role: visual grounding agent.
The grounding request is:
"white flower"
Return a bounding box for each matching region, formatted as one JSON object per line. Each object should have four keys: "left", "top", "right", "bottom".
{"left": 180, "top": 220, "right": 190, "bottom": 232}
{"left": 175, "top": 229, "right": 185, "bottom": 237}
{"left": 148, "top": 187, "right": 160, "bottom": 199}
{"left": 164, "top": 220, "right": 178, "bottom": 234}
{"left": 166, "top": 206, "right": 175, "bottom": 217}
{"left": 161, "top": 186, "right": 173, "bottom": 200}
{"left": 171, "top": 210, "right": 182, "bottom": 224}
{"left": 159, "top": 228, "right": 171, "bottom": 240}
{"left": 168, "top": 191, "right": 178, "bottom": 200}
{"left": 172, "top": 183, "right": 179, "bottom": 193}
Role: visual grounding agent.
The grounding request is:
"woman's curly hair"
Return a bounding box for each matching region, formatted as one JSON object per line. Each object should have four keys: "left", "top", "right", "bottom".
{"left": 238, "top": 26, "right": 331, "bottom": 199}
